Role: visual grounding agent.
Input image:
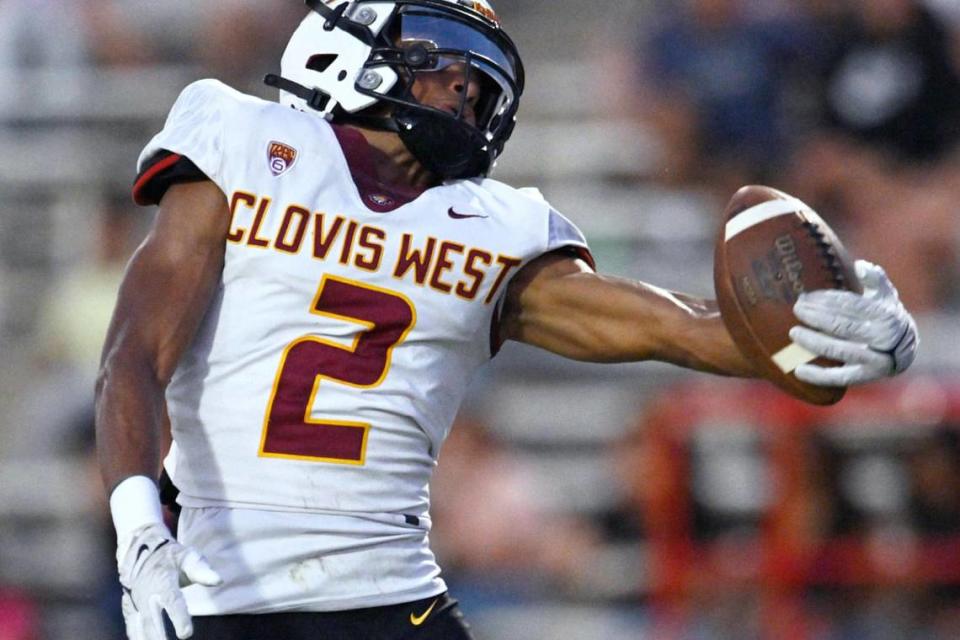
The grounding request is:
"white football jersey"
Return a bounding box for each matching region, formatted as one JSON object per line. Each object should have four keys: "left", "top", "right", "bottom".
{"left": 136, "top": 79, "right": 591, "bottom": 614}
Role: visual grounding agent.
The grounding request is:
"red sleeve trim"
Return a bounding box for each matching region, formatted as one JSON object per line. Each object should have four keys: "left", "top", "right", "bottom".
{"left": 133, "top": 153, "right": 183, "bottom": 206}
{"left": 574, "top": 247, "right": 596, "bottom": 271}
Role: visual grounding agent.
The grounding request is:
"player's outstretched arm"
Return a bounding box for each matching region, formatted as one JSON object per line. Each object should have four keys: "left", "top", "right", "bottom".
{"left": 499, "top": 252, "right": 758, "bottom": 377}
{"left": 95, "top": 180, "right": 229, "bottom": 640}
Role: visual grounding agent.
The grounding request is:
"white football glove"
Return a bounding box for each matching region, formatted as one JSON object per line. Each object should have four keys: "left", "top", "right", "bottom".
{"left": 789, "top": 260, "right": 918, "bottom": 387}
{"left": 118, "top": 522, "right": 222, "bottom": 640}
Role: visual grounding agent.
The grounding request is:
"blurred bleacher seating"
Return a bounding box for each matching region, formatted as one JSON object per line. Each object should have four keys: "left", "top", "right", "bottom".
{"left": 2, "top": 1, "right": 960, "bottom": 638}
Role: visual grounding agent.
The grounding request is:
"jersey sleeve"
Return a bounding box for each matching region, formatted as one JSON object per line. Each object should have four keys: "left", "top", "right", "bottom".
{"left": 132, "top": 79, "right": 232, "bottom": 206}
{"left": 487, "top": 188, "right": 596, "bottom": 356}
{"left": 547, "top": 208, "right": 595, "bottom": 270}
{"left": 515, "top": 186, "right": 595, "bottom": 269}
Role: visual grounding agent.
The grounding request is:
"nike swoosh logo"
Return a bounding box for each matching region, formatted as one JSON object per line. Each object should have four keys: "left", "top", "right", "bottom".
{"left": 131, "top": 543, "right": 153, "bottom": 575}
{"left": 135, "top": 544, "right": 151, "bottom": 563}
{"left": 448, "top": 207, "right": 488, "bottom": 220}
{"left": 131, "top": 539, "right": 169, "bottom": 576}
{"left": 410, "top": 598, "right": 439, "bottom": 626}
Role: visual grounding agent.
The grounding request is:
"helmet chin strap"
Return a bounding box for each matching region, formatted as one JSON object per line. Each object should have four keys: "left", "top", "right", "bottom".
{"left": 264, "top": 74, "right": 332, "bottom": 112}
{"left": 337, "top": 111, "right": 401, "bottom": 133}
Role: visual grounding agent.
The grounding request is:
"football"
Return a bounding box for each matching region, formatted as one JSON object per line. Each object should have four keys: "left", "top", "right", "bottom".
{"left": 714, "top": 185, "right": 861, "bottom": 405}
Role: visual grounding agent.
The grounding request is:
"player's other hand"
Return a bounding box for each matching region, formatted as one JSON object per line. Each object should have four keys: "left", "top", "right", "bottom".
{"left": 789, "top": 260, "right": 918, "bottom": 387}
{"left": 118, "top": 522, "right": 222, "bottom": 640}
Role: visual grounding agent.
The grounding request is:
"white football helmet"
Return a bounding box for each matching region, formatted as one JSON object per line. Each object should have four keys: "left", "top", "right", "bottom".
{"left": 266, "top": 0, "right": 524, "bottom": 179}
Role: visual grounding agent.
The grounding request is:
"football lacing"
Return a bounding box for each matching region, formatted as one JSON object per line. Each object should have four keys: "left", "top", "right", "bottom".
{"left": 801, "top": 220, "right": 846, "bottom": 288}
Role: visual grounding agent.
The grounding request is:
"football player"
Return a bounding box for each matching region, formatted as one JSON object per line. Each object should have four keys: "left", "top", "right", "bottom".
{"left": 95, "top": 1, "right": 919, "bottom": 638}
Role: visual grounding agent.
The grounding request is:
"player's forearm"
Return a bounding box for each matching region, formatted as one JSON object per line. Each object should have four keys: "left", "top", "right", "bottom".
{"left": 95, "top": 351, "right": 168, "bottom": 495}
{"left": 512, "top": 271, "right": 757, "bottom": 376}
{"left": 584, "top": 278, "right": 756, "bottom": 375}
{"left": 647, "top": 293, "right": 758, "bottom": 377}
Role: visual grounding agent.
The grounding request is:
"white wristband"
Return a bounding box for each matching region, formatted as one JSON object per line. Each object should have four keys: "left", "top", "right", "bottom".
{"left": 109, "top": 475, "right": 164, "bottom": 542}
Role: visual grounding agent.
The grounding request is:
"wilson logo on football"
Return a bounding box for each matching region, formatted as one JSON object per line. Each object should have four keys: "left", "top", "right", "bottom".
{"left": 267, "top": 141, "right": 298, "bottom": 177}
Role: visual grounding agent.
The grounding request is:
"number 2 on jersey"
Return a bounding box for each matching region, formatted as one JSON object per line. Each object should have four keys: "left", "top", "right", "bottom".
{"left": 259, "top": 275, "right": 416, "bottom": 464}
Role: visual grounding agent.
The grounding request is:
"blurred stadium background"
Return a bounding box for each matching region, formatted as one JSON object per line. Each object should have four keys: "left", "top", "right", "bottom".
{"left": 2, "top": 0, "right": 960, "bottom": 638}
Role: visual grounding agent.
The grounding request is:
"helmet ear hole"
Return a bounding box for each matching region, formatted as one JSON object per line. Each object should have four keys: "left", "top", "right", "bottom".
{"left": 307, "top": 54, "right": 339, "bottom": 72}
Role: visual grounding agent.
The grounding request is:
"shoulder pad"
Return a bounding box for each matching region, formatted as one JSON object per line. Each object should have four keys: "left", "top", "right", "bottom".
{"left": 136, "top": 79, "right": 251, "bottom": 188}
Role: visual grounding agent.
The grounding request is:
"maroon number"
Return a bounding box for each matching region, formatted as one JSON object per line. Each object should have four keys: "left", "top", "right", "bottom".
{"left": 259, "top": 275, "right": 416, "bottom": 464}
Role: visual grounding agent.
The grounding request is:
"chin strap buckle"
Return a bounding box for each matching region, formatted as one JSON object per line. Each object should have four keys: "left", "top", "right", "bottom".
{"left": 264, "top": 74, "right": 332, "bottom": 112}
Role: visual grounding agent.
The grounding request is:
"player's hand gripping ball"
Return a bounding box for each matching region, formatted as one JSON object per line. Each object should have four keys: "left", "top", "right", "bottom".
{"left": 714, "top": 185, "right": 919, "bottom": 404}
{"left": 790, "top": 259, "right": 917, "bottom": 388}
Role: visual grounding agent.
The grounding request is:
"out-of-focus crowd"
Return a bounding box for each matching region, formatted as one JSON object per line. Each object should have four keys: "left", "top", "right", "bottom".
{"left": 0, "top": 0, "right": 303, "bottom": 92}
{"left": 2, "top": 0, "right": 959, "bottom": 638}
{"left": 625, "top": 0, "right": 960, "bottom": 313}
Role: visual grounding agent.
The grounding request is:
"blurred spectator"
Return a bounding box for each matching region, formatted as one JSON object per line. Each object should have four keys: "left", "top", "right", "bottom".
{"left": 604, "top": 414, "right": 652, "bottom": 547}
{"left": 80, "top": 2, "right": 171, "bottom": 67}
{"left": 908, "top": 429, "right": 960, "bottom": 535}
{"left": 805, "top": 0, "right": 960, "bottom": 162}
{"left": 785, "top": 0, "right": 960, "bottom": 312}
{"left": 0, "top": 0, "right": 90, "bottom": 70}
{"left": 430, "top": 416, "right": 601, "bottom": 608}
{"left": 628, "top": 0, "right": 960, "bottom": 312}
{"left": 36, "top": 199, "right": 140, "bottom": 382}
{"left": 0, "top": 0, "right": 302, "bottom": 97}
{"left": 0, "top": 587, "right": 38, "bottom": 640}
{"left": 10, "top": 199, "right": 143, "bottom": 458}
{"left": 81, "top": 0, "right": 304, "bottom": 95}
{"left": 194, "top": 0, "right": 305, "bottom": 95}
{"left": 927, "top": 0, "right": 960, "bottom": 28}
{"left": 1, "top": 2, "right": 958, "bottom": 638}
{"left": 632, "top": 0, "right": 816, "bottom": 195}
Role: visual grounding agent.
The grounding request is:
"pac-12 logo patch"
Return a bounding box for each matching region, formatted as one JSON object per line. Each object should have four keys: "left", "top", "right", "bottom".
{"left": 267, "top": 141, "right": 298, "bottom": 177}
